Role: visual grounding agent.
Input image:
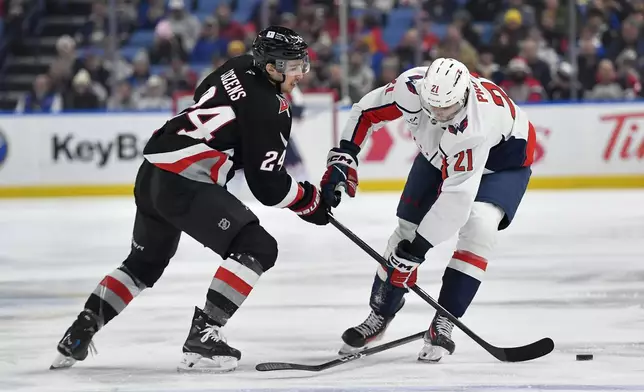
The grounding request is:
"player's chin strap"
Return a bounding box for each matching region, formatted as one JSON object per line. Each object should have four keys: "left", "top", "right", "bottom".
{"left": 326, "top": 212, "right": 555, "bottom": 363}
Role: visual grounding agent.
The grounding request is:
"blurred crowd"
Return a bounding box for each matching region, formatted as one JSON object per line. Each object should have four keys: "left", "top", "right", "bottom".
{"left": 11, "top": 0, "right": 644, "bottom": 113}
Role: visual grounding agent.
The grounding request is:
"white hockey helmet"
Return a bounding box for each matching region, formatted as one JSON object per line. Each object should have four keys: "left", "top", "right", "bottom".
{"left": 419, "top": 58, "right": 471, "bottom": 122}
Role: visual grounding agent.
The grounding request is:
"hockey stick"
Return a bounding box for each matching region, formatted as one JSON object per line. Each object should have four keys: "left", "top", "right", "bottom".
{"left": 328, "top": 215, "right": 554, "bottom": 363}
{"left": 256, "top": 330, "right": 425, "bottom": 372}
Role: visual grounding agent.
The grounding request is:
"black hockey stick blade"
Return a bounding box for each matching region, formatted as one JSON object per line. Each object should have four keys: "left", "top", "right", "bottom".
{"left": 488, "top": 337, "right": 555, "bottom": 362}
{"left": 328, "top": 215, "right": 555, "bottom": 363}
{"left": 256, "top": 330, "right": 425, "bottom": 372}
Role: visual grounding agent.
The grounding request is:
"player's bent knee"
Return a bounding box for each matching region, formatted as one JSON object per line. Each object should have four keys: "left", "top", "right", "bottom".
{"left": 457, "top": 202, "right": 505, "bottom": 258}
{"left": 121, "top": 255, "right": 170, "bottom": 288}
{"left": 228, "top": 223, "right": 278, "bottom": 272}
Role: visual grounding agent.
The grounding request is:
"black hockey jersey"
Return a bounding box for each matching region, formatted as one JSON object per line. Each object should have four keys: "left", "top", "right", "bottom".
{"left": 143, "top": 55, "right": 303, "bottom": 208}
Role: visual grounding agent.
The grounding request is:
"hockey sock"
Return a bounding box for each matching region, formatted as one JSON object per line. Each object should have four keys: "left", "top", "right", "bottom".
{"left": 437, "top": 250, "right": 487, "bottom": 318}
{"left": 368, "top": 265, "right": 407, "bottom": 317}
{"left": 84, "top": 266, "right": 146, "bottom": 327}
{"left": 204, "top": 253, "right": 263, "bottom": 326}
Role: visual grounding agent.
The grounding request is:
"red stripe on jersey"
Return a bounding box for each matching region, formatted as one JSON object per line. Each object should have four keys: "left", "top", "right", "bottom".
{"left": 523, "top": 122, "right": 536, "bottom": 167}
{"left": 154, "top": 149, "right": 226, "bottom": 175}
{"left": 100, "top": 276, "right": 134, "bottom": 304}
{"left": 209, "top": 151, "right": 228, "bottom": 184}
{"left": 452, "top": 250, "right": 488, "bottom": 271}
{"left": 214, "top": 267, "right": 253, "bottom": 296}
{"left": 352, "top": 104, "right": 402, "bottom": 146}
{"left": 285, "top": 183, "right": 305, "bottom": 208}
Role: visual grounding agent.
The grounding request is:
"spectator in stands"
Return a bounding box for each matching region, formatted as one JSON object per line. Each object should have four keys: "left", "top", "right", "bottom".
{"left": 520, "top": 38, "right": 551, "bottom": 90}
{"left": 491, "top": 9, "right": 525, "bottom": 66}
{"left": 78, "top": 50, "right": 110, "bottom": 93}
{"left": 500, "top": 57, "right": 545, "bottom": 102}
{"left": 215, "top": 3, "right": 245, "bottom": 41}
{"left": 539, "top": 0, "right": 568, "bottom": 33}
{"left": 149, "top": 19, "right": 186, "bottom": 64}
{"left": 107, "top": 80, "right": 136, "bottom": 110}
{"left": 476, "top": 45, "right": 502, "bottom": 83}
{"left": 128, "top": 50, "right": 151, "bottom": 93}
{"left": 139, "top": 0, "right": 165, "bottom": 29}
{"left": 577, "top": 37, "right": 601, "bottom": 92}
{"left": 347, "top": 51, "right": 375, "bottom": 102}
{"left": 376, "top": 55, "right": 399, "bottom": 87}
{"left": 48, "top": 35, "right": 78, "bottom": 93}
{"left": 65, "top": 69, "right": 102, "bottom": 110}
{"left": 165, "top": 0, "right": 201, "bottom": 54}
{"left": 435, "top": 25, "right": 478, "bottom": 71}
{"left": 324, "top": 64, "right": 344, "bottom": 103}
{"left": 163, "top": 57, "right": 197, "bottom": 97}
{"left": 134, "top": 75, "right": 172, "bottom": 110}
{"left": 191, "top": 16, "right": 229, "bottom": 63}
{"left": 227, "top": 40, "right": 247, "bottom": 58}
{"left": 584, "top": 8, "right": 611, "bottom": 50}
{"left": 422, "top": 0, "right": 459, "bottom": 24}
{"left": 605, "top": 15, "right": 644, "bottom": 63}
{"left": 584, "top": 59, "right": 625, "bottom": 100}
{"left": 504, "top": 0, "right": 536, "bottom": 28}
{"left": 615, "top": 48, "right": 642, "bottom": 98}
{"left": 78, "top": 1, "right": 110, "bottom": 47}
{"left": 395, "top": 29, "right": 421, "bottom": 72}
{"left": 15, "top": 74, "right": 63, "bottom": 113}
{"left": 548, "top": 61, "right": 582, "bottom": 101}
{"left": 466, "top": 0, "right": 504, "bottom": 22}
{"left": 452, "top": 10, "right": 481, "bottom": 49}
{"left": 539, "top": 9, "right": 566, "bottom": 55}
{"left": 527, "top": 27, "right": 559, "bottom": 75}
{"left": 417, "top": 11, "right": 440, "bottom": 53}
{"left": 116, "top": 0, "right": 138, "bottom": 35}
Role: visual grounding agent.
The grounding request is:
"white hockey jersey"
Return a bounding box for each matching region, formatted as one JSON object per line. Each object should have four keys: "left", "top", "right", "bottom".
{"left": 341, "top": 67, "right": 536, "bottom": 247}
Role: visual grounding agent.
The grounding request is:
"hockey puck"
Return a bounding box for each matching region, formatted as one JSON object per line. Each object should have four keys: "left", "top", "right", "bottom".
{"left": 576, "top": 354, "right": 593, "bottom": 361}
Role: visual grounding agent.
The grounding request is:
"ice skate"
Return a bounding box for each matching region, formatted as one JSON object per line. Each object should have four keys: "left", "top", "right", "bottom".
{"left": 418, "top": 313, "right": 455, "bottom": 363}
{"left": 50, "top": 309, "right": 99, "bottom": 370}
{"left": 177, "top": 307, "right": 241, "bottom": 373}
{"left": 339, "top": 310, "right": 397, "bottom": 354}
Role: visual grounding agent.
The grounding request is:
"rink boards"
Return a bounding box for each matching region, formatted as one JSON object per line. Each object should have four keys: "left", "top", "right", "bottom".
{"left": 0, "top": 100, "right": 643, "bottom": 197}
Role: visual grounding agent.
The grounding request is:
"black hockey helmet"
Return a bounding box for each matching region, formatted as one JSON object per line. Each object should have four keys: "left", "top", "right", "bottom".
{"left": 252, "top": 26, "right": 310, "bottom": 76}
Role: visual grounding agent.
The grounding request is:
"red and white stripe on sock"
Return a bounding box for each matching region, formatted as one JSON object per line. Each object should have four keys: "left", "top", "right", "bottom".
{"left": 446, "top": 250, "right": 488, "bottom": 280}
{"left": 92, "top": 268, "right": 144, "bottom": 314}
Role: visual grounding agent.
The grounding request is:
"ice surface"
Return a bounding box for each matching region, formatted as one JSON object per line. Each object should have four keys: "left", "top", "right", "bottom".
{"left": 1, "top": 190, "right": 643, "bottom": 392}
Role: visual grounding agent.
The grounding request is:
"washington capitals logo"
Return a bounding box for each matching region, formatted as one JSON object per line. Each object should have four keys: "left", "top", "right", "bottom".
{"left": 406, "top": 75, "right": 424, "bottom": 95}
{"left": 277, "top": 95, "right": 290, "bottom": 116}
{"left": 447, "top": 116, "right": 468, "bottom": 135}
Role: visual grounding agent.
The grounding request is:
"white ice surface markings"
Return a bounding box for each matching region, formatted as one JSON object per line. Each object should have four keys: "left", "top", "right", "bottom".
{"left": 0, "top": 190, "right": 643, "bottom": 392}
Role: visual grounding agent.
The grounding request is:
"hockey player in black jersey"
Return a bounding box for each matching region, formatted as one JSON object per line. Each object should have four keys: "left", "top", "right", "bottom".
{"left": 51, "top": 26, "right": 329, "bottom": 373}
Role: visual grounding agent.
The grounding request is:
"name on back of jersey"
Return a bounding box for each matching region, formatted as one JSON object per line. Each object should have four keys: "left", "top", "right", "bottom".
{"left": 220, "top": 69, "right": 247, "bottom": 101}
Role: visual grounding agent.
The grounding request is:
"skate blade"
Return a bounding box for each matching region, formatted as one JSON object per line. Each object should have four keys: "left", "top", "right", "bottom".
{"left": 50, "top": 353, "right": 77, "bottom": 370}
{"left": 417, "top": 345, "right": 450, "bottom": 363}
{"left": 177, "top": 353, "right": 238, "bottom": 373}
{"left": 338, "top": 331, "right": 388, "bottom": 355}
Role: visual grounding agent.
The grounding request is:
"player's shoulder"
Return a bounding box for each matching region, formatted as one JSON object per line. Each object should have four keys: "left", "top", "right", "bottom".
{"left": 391, "top": 66, "right": 428, "bottom": 113}
{"left": 194, "top": 55, "right": 276, "bottom": 105}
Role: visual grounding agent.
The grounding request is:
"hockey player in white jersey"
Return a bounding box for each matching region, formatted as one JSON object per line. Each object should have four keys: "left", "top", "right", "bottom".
{"left": 320, "top": 58, "right": 535, "bottom": 362}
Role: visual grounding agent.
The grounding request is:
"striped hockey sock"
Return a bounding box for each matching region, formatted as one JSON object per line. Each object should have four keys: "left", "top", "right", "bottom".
{"left": 437, "top": 250, "right": 488, "bottom": 318}
{"left": 84, "top": 266, "right": 146, "bottom": 327}
{"left": 204, "top": 253, "right": 264, "bottom": 326}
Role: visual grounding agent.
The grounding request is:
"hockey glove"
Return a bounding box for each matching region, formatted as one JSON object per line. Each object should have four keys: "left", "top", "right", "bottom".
{"left": 320, "top": 140, "right": 360, "bottom": 208}
{"left": 289, "top": 181, "right": 330, "bottom": 226}
{"left": 386, "top": 240, "right": 425, "bottom": 288}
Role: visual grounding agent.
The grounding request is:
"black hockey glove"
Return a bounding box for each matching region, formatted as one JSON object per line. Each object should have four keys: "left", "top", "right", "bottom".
{"left": 289, "top": 181, "right": 330, "bottom": 226}
{"left": 320, "top": 140, "right": 360, "bottom": 208}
